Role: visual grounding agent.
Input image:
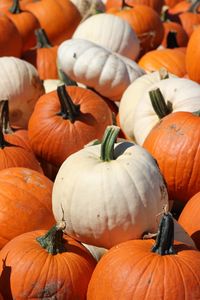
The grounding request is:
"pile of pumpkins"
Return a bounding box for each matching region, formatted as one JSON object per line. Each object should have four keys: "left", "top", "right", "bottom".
{"left": 0, "top": 0, "right": 199, "bottom": 298}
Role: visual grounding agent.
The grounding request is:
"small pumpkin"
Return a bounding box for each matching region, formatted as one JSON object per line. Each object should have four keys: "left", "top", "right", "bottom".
{"left": 0, "top": 224, "right": 96, "bottom": 299}
{"left": 58, "top": 38, "right": 145, "bottom": 101}
{"left": 52, "top": 125, "right": 169, "bottom": 248}
{"left": 87, "top": 212, "right": 200, "bottom": 299}
{"left": 72, "top": 13, "right": 140, "bottom": 60}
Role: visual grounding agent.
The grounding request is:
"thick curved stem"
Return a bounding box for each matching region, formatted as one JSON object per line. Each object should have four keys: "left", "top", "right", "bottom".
{"left": 149, "top": 88, "right": 173, "bottom": 119}
{"left": 57, "top": 85, "right": 80, "bottom": 123}
{"left": 35, "top": 28, "right": 52, "bottom": 48}
{"left": 36, "top": 224, "right": 66, "bottom": 255}
{"left": 9, "top": 0, "right": 21, "bottom": 14}
{"left": 100, "top": 125, "right": 120, "bottom": 162}
{"left": 151, "top": 212, "right": 176, "bottom": 255}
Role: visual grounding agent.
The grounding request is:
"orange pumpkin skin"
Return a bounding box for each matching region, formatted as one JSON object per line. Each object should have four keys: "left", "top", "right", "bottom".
{"left": 164, "top": 0, "right": 183, "bottom": 8}
{"left": 0, "top": 167, "right": 55, "bottom": 249}
{"left": 25, "top": 0, "right": 81, "bottom": 45}
{"left": 87, "top": 239, "right": 200, "bottom": 299}
{"left": 107, "top": 4, "right": 164, "bottom": 56}
{"left": 0, "top": 14, "right": 22, "bottom": 57}
{"left": 4, "top": 2, "right": 40, "bottom": 52}
{"left": 0, "top": 229, "right": 96, "bottom": 299}
{"left": 143, "top": 111, "right": 200, "bottom": 203}
{"left": 105, "top": 0, "right": 164, "bottom": 13}
{"left": 161, "top": 21, "right": 188, "bottom": 47}
{"left": 179, "top": 12, "right": 200, "bottom": 38}
{"left": 186, "top": 26, "right": 200, "bottom": 83}
{"left": 138, "top": 47, "right": 186, "bottom": 77}
{"left": 28, "top": 86, "right": 113, "bottom": 167}
{"left": 179, "top": 192, "right": 200, "bottom": 250}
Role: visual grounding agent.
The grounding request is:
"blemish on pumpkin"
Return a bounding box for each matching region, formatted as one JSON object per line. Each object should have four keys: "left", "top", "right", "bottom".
{"left": 73, "top": 53, "right": 77, "bottom": 59}
{"left": 97, "top": 214, "right": 100, "bottom": 218}
{"left": 169, "top": 124, "right": 184, "bottom": 135}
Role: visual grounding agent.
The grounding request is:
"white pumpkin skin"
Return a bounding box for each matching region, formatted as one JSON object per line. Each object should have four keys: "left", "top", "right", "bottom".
{"left": 0, "top": 57, "right": 44, "bottom": 129}
{"left": 133, "top": 77, "right": 200, "bottom": 145}
{"left": 52, "top": 133, "right": 169, "bottom": 249}
{"left": 73, "top": 13, "right": 140, "bottom": 60}
{"left": 58, "top": 39, "right": 145, "bottom": 101}
{"left": 119, "top": 70, "right": 176, "bottom": 141}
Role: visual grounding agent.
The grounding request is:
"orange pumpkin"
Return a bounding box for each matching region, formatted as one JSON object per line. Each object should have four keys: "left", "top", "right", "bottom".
{"left": 0, "top": 167, "right": 55, "bottom": 248}
{"left": 178, "top": 192, "right": 200, "bottom": 250}
{"left": 25, "top": 0, "right": 81, "bottom": 45}
{"left": 107, "top": 3, "right": 164, "bottom": 56}
{"left": 161, "top": 21, "right": 188, "bottom": 47}
{"left": 143, "top": 111, "right": 200, "bottom": 203}
{"left": 138, "top": 47, "right": 186, "bottom": 77}
{"left": 22, "top": 28, "right": 59, "bottom": 80}
{"left": 186, "top": 25, "right": 200, "bottom": 83}
{"left": 87, "top": 212, "right": 200, "bottom": 299}
{"left": 0, "top": 14, "right": 22, "bottom": 57}
{"left": 0, "top": 225, "right": 96, "bottom": 299}
{"left": 164, "top": 0, "right": 183, "bottom": 8}
{"left": 4, "top": 0, "right": 40, "bottom": 52}
{"left": 28, "top": 85, "right": 113, "bottom": 167}
{"left": 106, "top": 0, "right": 164, "bottom": 13}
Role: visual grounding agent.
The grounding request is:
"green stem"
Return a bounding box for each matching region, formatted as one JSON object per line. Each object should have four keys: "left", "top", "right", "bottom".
{"left": 35, "top": 28, "right": 52, "bottom": 48}
{"left": 57, "top": 85, "right": 80, "bottom": 123}
{"left": 159, "top": 68, "right": 169, "bottom": 80}
{"left": 188, "top": 0, "right": 200, "bottom": 13}
{"left": 166, "top": 31, "right": 179, "bottom": 49}
{"left": 100, "top": 125, "right": 120, "bottom": 162}
{"left": 149, "top": 88, "right": 173, "bottom": 119}
{"left": 36, "top": 225, "right": 66, "bottom": 255}
{"left": 152, "top": 212, "right": 176, "bottom": 255}
{"left": 9, "top": 0, "right": 21, "bottom": 14}
{"left": 193, "top": 110, "right": 200, "bottom": 116}
{"left": 58, "top": 69, "right": 78, "bottom": 86}
{"left": 0, "top": 100, "right": 13, "bottom": 134}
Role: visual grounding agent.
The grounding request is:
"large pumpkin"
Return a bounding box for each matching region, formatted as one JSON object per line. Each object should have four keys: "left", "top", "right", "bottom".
{"left": 186, "top": 26, "right": 200, "bottom": 83}
{"left": 28, "top": 85, "right": 113, "bottom": 167}
{"left": 0, "top": 167, "right": 55, "bottom": 248}
{"left": 58, "top": 38, "right": 145, "bottom": 101}
{"left": 106, "top": 0, "right": 164, "bottom": 14}
{"left": 52, "top": 125, "right": 169, "bottom": 249}
{"left": 0, "top": 225, "right": 96, "bottom": 299}
{"left": 143, "top": 111, "right": 200, "bottom": 203}
{"left": 87, "top": 212, "right": 200, "bottom": 299}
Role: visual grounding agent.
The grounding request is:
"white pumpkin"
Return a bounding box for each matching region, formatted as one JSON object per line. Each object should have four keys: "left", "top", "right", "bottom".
{"left": 73, "top": 13, "right": 140, "bottom": 60}
{"left": 43, "top": 79, "right": 86, "bottom": 93}
{"left": 52, "top": 125, "right": 169, "bottom": 249}
{"left": 70, "top": 0, "right": 105, "bottom": 20}
{"left": 119, "top": 70, "right": 176, "bottom": 141}
{"left": 58, "top": 39, "right": 145, "bottom": 101}
{"left": 0, "top": 57, "right": 44, "bottom": 129}
{"left": 133, "top": 77, "right": 200, "bottom": 145}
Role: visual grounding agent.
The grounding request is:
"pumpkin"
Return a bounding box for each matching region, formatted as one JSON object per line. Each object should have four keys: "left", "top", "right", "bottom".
{"left": 22, "top": 28, "right": 59, "bottom": 80}
{"left": 0, "top": 14, "right": 22, "bottom": 57}
{"left": 28, "top": 85, "right": 113, "bottom": 167}
{"left": 143, "top": 111, "right": 200, "bottom": 203}
{"left": 72, "top": 13, "right": 140, "bottom": 60}
{"left": 0, "top": 167, "right": 55, "bottom": 248}
{"left": 119, "top": 69, "right": 175, "bottom": 141}
{"left": 106, "top": 0, "right": 164, "bottom": 14}
{"left": 82, "top": 243, "right": 108, "bottom": 261}
{"left": 138, "top": 47, "right": 186, "bottom": 77}
{"left": 161, "top": 21, "right": 188, "bottom": 47}
{"left": 25, "top": 0, "right": 82, "bottom": 46}
{"left": 58, "top": 38, "right": 145, "bottom": 101}
{"left": 164, "top": 0, "right": 183, "bottom": 8}
{"left": 70, "top": 0, "right": 105, "bottom": 20}
{"left": 0, "top": 225, "right": 96, "bottom": 299}
{"left": 107, "top": 3, "right": 164, "bottom": 56}
{"left": 87, "top": 212, "right": 200, "bottom": 299}
{"left": 178, "top": 2, "right": 200, "bottom": 38}
{"left": 133, "top": 77, "right": 200, "bottom": 145}
{"left": 0, "top": 56, "right": 44, "bottom": 129}
{"left": 178, "top": 192, "right": 200, "bottom": 250}
{"left": 52, "top": 125, "right": 169, "bottom": 249}
{"left": 4, "top": 0, "right": 40, "bottom": 52}
{"left": 186, "top": 26, "right": 200, "bottom": 83}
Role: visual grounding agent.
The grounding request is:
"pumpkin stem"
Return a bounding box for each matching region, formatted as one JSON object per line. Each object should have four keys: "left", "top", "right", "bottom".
{"left": 57, "top": 85, "right": 80, "bottom": 123}
{"left": 35, "top": 28, "right": 52, "bottom": 48}
{"left": 0, "top": 100, "right": 13, "bottom": 134}
{"left": 193, "top": 110, "right": 200, "bottom": 116}
{"left": 9, "top": 0, "right": 21, "bottom": 13}
{"left": 149, "top": 88, "right": 173, "bottom": 119}
{"left": 159, "top": 68, "right": 169, "bottom": 80}
{"left": 151, "top": 212, "right": 176, "bottom": 255}
{"left": 121, "top": 0, "right": 133, "bottom": 9}
{"left": 36, "top": 224, "right": 66, "bottom": 255}
{"left": 100, "top": 125, "right": 120, "bottom": 162}
{"left": 188, "top": 0, "right": 200, "bottom": 13}
{"left": 166, "top": 31, "right": 179, "bottom": 49}
{"left": 58, "top": 69, "right": 78, "bottom": 86}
